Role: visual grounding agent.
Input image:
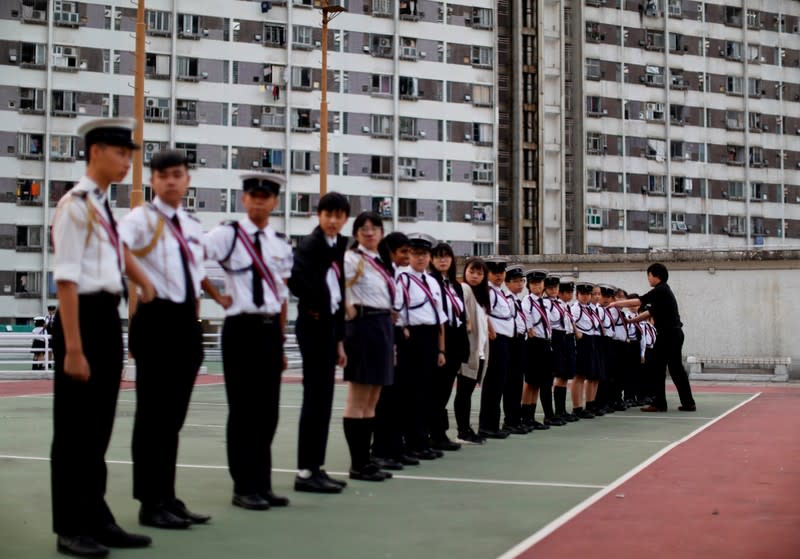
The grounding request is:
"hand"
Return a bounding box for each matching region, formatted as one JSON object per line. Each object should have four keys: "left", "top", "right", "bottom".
{"left": 437, "top": 352, "right": 446, "bottom": 367}
{"left": 282, "top": 352, "right": 288, "bottom": 372}
{"left": 218, "top": 294, "right": 233, "bottom": 309}
{"left": 403, "top": 328, "right": 410, "bottom": 340}
{"left": 391, "top": 310, "right": 399, "bottom": 324}
{"left": 528, "top": 328, "right": 535, "bottom": 338}
{"left": 63, "top": 350, "right": 90, "bottom": 382}
{"left": 488, "top": 329, "right": 497, "bottom": 340}
{"left": 345, "top": 304, "right": 357, "bottom": 321}
{"left": 641, "top": 356, "right": 646, "bottom": 364}
{"left": 337, "top": 341, "right": 347, "bottom": 368}
{"left": 607, "top": 301, "right": 617, "bottom": 309}
{"left": 139, "top": 281, "right": 156, "bottom": 304}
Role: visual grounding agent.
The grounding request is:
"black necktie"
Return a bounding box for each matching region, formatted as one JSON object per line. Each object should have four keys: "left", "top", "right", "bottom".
{"left": 252, "top": 231, "right": 264, "bottom": 307}
{"left": 441, "top": 279, "right": 450, "bottom": 323}
{"left": 103, "top": 198, "right": 128, "bottom": 300}
{"left": 171, "top": 215, "right": 195, "bottom": 304}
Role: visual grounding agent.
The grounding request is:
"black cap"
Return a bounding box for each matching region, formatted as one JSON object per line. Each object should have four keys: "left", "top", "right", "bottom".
{"left": 47, "top": 305, "right": 56, "bottom": 311}
{"left": 78, "top": 118, "right": 140, "bottom": 150}
{"left": 407, "top": 232, "right": 436, "bottom": 251}
{"left": 575, "top": 281, "right": 595, "bottom": 294}
{"left": 599, "top": 284, "right": 616, "bottom": 297}
{"left": 150, "top": 150, "right": 189, "bottom": 171}
{"left": 544, "top": 275, "right": 560, "bottom": 288}
{"left": 505, "top": 265, "right": 524, "bottom": 280}
{"left": 559, "top": 277, "right": 576, "bottom": 292}
{"left": 484, "top": 257, "right": 508, "bottom": 273}
{"left": 241, "top": 173, "right": 285, "bottom": 195}
{"left": 525, "top": 269, "right": 548, "bottom": 283}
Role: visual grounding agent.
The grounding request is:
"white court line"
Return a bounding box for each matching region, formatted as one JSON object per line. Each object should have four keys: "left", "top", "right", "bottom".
{"left": 0, "top": 454, "right": 603, "bottom": 490}
{"left": 494, "top": 392, "right": 762, "bottom": 559}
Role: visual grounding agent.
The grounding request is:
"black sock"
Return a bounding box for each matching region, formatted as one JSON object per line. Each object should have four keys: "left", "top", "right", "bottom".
{"left": 343, "top": 417, "right": 364, "bottom": 470}
{"left": 554, "top": 386, "right": 567, "bottom": 416}
{"left": 521, "top": 404, "right": 534, "bottom": 422}
{"left": 540, "top": 387, "right": 555, "bottom": 418}
{"left": 586, "top": 400, "right": 595, "bottom": 411}
{"left": 531, "top": 403, "right": 538, "bottom": 422}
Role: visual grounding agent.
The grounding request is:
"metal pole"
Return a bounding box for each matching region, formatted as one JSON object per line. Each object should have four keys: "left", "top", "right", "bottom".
{"left": 319, "top": 8, "right": 329, "bottom": 195}
{"left": 129, "top": 0, "right": 145, "bottom": 320}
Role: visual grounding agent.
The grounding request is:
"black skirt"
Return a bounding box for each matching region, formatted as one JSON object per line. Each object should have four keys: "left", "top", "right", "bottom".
{"left": 343, "top": 312, "right": 394, "bottom": 386}
{"left": 576, "top": 335, "right": 600, "bottom": 380}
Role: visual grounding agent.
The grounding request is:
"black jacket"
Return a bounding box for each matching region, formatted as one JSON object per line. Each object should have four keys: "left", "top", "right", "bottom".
{"left": 288, "top": 226, "right": 348, "bottom": 340}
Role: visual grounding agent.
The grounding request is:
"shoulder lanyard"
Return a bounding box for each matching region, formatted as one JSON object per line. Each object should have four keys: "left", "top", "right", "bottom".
{"left": 148, "top": 204, "right": 195, "bottom": 265}
{"left": 441, "top": 281, "right": 463, "bottom": 317}
{"left": 235, "top": 227, "right": 280, "bottom": 301}
{"left": 401, "top": 272, "right": 440, "bottom": 324}
{"left": 359, "top": 251, "right": 396, "bottom": 301}
{"left": 528, "top": 295, "right": 550, "bottom": 330}
{"left": 489, "top": 287, "right": 512, "bottom": 320}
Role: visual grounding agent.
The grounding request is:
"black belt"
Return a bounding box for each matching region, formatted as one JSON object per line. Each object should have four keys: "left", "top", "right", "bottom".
{"left": 353, "top": 305, "right": 391, "bottom": 317}
{"left": 232, "top": 313, "right": 278, "bottom": 325}
{"left": 78, "top": 291, "right": 121, "bottom": 306}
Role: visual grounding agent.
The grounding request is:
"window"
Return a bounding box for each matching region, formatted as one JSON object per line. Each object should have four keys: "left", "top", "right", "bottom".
{"left": 747, "top": 44, "right": 760, "bottom": 63}
{"left": 20, "top": 43, "right": 47, "bottom": 67}
{"left": 586, "top": 132, "right": 604, "bottom": 154}
{"left": 371, "top": 156, "right": 392, "bottom": 177}
{"left": 176, "top": 57, "right": 199, "bottom": 79}
{"left": 50, "top": 135, "right": 76, "bottom": 160}
{"left": 263, "top": 64, "right": 284, "bottom": 85}
{"left": 672, "top": 176, "right": 691, "bottom": 195}
{"left": 292, "top": 151, "right": 313, "bottom": 173}
{"left": 643, "top": 66, "right": 664, "bottom": 86}
{"left": 751, "top": 183, "right": 766, "bottom": 201}
{"left": 146, "top": 10, "right": 170, "bottom": 35}
{"left": 53, "top": 1, "right": 80, "bottom": 26}
{"left": 471, "top": 203, "right": 492, "bottom": 223}
{"left": 16, "top": 225, "right": 43, "bottom": 250}
{"left": 586, "top": 22, "right": 604, "bottom": 42}
{"left": 263, "top": 23, "right": 286, "bottom": 46}
{"left": 19, "top": 88, "right": 45, "bottom": 113}
{"left": 291, "top": 67, "right": 313, "bottom": 89}
{"left": 370, "top": 114, "right": 393, "bottom": 137}
{"left": 670, "top": 140, "right": 686, "bottom": 160}
{"left": 371, "top": 34, "right": 393, "bottom": 57}
{"left": 586, "top": 207, "right": 603, "bottom": 229}
{"left": 646, "top": 139, "right": 666, "bottom": 161}
{"left": 471, "top": 8, "right": 493, "bottom": 29}
{"left": 372, "top": 197, "right": 393, "bottom": 217}
{"left": 472, "top": 123, "right": 492, "bottom": 145}
{"left": 647, "top": 175, "right": 666, "bottom": 194}
{"left": 175, "top": 99, "right": 197, "bottom": 124}
{"left": 587, "top": 170, "right": 606, "bottom": 190}
{"left": 370, "top": 74, "right": 392, "bottom": 95}
{"left": 398, "top": 158, "right": 418, "bottom": 179}
{"left": 667, "top": 0, "right": 681, "bottom": 17}
{"left": 259, "top": 148, "right": 284, "bottom": 170}
{"left": 586, "top": 96, "right": 603, "bottom": 115}
{"left": 399, "top": 198, "right": 417, "bottom": 220}
{"left": 724, "top": 41, "right": 742, "bottom": 60}
{"left": 727, "top": 182, "right": 745, "bottom": 199}
{"left": 748, "top": 78, "right": 762, "bottom": 97}
{"left": 472, "top": 162, "right": 493, "bottom": 184}
{"left": 724, "top": 6, "right": 742, "bottom": 26}
{"left": 399, "top": 0, "right": 417, "bottom": 17}
{"left": 645, "top": 30, "right": 665, "bottom": 50}
{"left": 749, "top": 146, "right": 764, "bottom": 166}
{"left": 291, "top": 193, "right": 311, "bottom": 214}
{"left": 146, "top": 53, "right": 171, "bottom": 78}
{"left": 668, "top": 33, "right": 685, "bottom": 53}
{"left": 726, "top": 111, "right": 744, "bottom": 130}
{"left": 472, "top": 84, "right": 492, "bottom": 106}
{"left": 746, "top": 10, "right": 760, "bottom": 29}
{"left": 399, "top": 117, "right": 417, "bottom": 138}
{"left": 399, "top": 76, "right": 418, "bottom": 98}
{"left": 51, "top": 90, "right": 77, "bottom": 115}
{"left": 586, "top": 58, "right": 601, "bottom": 80}
{"left": 144, "top": 97, "right": 170, "bottom": 122}
{"left": 52, "top": 45, "right": 80, "bottom": 70}
{"left": 400, "top": 37, "right": 417, "bottom": 59}
{"left": 727, "top": 216, "right": 746, "bottom": 235}
{"left": 292, "top": 108, "right": 313, "bottom": 130}
{"left": 175, "top": 143, "right": 198, "bottom": 166}
{"left": 749, "top": 112, "right": 762, "bottom": 130}
{"left": 670, "top": 69, "right": 688, "bottom": 89}
{"left": 726, "top": 76, "right": 743, "bottom": 95}
{"left": 645, "top": 102, "right": 665, "bottom": 121}
{"left": 671, "top": 213, "right": 687, "bottom": 233}
{"left": 15, "top": 272, "right": 41, "bottom": 296}
{"left": 372, "top": 0, "right": 393, "bottom": 16}
{"left": 260, "top": 106, "right": 285, "bottom": 129}
{"left": 669, "top": 104, "right": 685, "bottom": 124}
{"left": 177, "top": 13, "right": 201, "bottom": 37}
{"left": 726, "top": 145, "right": 745, "bottom": 165}
{"left": 293, "top": 25, "right": 314, "bottom": 48}
{"left": 471, "top": 46, "right": 493, "bottom": 67}
{"left": 648, "top": 212, "right": 666, "bottom": 231}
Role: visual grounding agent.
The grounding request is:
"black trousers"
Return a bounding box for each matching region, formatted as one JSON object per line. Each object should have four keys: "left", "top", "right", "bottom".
{"left": 296, "top": 312, "right": 338, "bottom": 471}
{"left": 622, "top": 342, "right": 642, "bottom": 400}
{"left": 479, "top": 334, "right": 509, "bottom": 432}
{"left": 502, "top": 335, "right": 526, "bottom": 425}
{"left": 222, "top": 314, "right": 283, "bottom": 495}
{"left": 454, "top": 370, "right": 480, "bottom": 432}
{"left": 428, "top": 325, "right": 464, "bottom": 441}
{"left": 396, "top": 324, "right": 438, "bottom": 452}
{"left": 373, "top": 327, "right": 404, "bottom": 459}
{"left": 651, "top": 328, "right": 696, "bottom": 410}
{"left": 51, "top": 293, "right": 123, "bottom": 536}
{"left": 130, "top": 299, "right": 203, "bottom": 505}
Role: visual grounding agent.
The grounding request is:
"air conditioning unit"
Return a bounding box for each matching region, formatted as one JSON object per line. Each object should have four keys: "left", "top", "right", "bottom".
{"left": 252, "top": 118, "right": 260, "bottom": 126}
{"left": 464, "top": 94, "right": 471, "bottom": 101}
{"left": 362, "top": 45, "right": 370, "bottom": 53}
{"left": 379, "top": 37, "right": 391, "bottom": 47}
{"left": 252, "top": 161, "right": 260, "bottom": 168}
{"left": 419, "top": 130, "right": 426, "bottom": 137}
{"left": 146, "top": 98, "right": 157, "bottom": 107}
{"left": 255, "top": 34, "right": 262, "bottom": 41}
{"left": 199, "top": 157, "right": 207, "bottom": 165}
{"left": 464, "top": 134, "right": 471, "bottom": 141}
{"left": 313, "top": 164, "right": 320, "bottom": 171}
{"left": 362, "top": 126, "right": 370, "bottom": 133}
{"left": 145, "top": 142, "right": 157, "bottom": 152}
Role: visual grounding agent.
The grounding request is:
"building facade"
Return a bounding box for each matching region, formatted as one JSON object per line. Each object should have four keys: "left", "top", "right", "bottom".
{"left": 0, "top": 0, "right": 498, "bottom": 322}
{"left": 505, "top": 0, "right": 800, "bottom": 254}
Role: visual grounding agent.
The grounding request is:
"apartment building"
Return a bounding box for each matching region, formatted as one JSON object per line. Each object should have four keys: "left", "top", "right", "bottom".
{"left": 0, "top": 0, "right": 498, "bottom": 322}
{"left": 505, "top": 0, "right": 800, "bottom": 254}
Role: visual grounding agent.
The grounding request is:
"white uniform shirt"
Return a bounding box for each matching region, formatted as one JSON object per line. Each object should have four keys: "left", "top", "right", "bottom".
{"left": 623, "top": 309, "right": 640, "bottom": 342}
{"left": 525, "top": 293, "right": 552, "bottom": 339}
{"left": 344, "top": 246, "right": 394, "bottom": 310}
{"left": 204, "top": 217, "right": 292, "bottom": 316}
{"left": 52, "top": 176, "right": 124, "bottom": 294}
{"left": 502, "top": 288, "right": 527, "bottom": 336}
{"left": 571, "top": 302, "right": 598, "bottom": 335}
{"left": 606, "top": 306, "right": 628, "bottom": 342}
{"left": 487, "top": 284, "right": 515, "bottom": 338}
{"left": 119, "top": 197, "right": 206, "bottom": 303}
{"left": 395, "top": 268, "right": 447, "bottom": 327}
{"left": 641, "top": 322, "right": 657, "bottom": 357}
{"left": 324, "top": 235, "right": 341, "bottom": 314}
{"left": 438, "top": 276, "right": 464, "bottom": 328}
{"left": 550, "top": 297, "right": 574, "bottom": 334}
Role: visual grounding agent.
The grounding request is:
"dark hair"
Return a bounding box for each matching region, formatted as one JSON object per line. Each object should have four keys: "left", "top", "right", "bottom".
{"left": 150, "top": 150, "right": 189, "bottom": 172}
{"left": 317, "top": 191, "right": 350, "bottom": 216}
{"left": 616, "top": 288, "right": 628, "bottom": 298}
{"left": 429, "top": 242, "right": 457, "bottom": 283}
{"left": 379, "top": 231, "right": 409, "bottom": 267}
{"left": 628, "top": 293, "right": 639, "bottom": 300}
{"left": 647, "top": 262, "right": 669, "bottom": 282}
{"left": 463, "top": 257, "right": 490, "bottom": 311}
{"left": 350, "top": 212, "right": 393, "bottom": 276}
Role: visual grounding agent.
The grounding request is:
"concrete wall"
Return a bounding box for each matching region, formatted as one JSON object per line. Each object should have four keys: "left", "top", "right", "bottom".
{"left": 492, "top": 251, "right": 800, "bottom": 376}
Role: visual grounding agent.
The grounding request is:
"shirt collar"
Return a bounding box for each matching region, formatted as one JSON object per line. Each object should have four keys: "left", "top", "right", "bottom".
{"left": 78, "top": 176, "right": 105, "bottom": 202}
{"left": 153, "top": 196, "right": 178, "bottom": 219}
{"left": 242, "top": 216, "right": 270, "bottom": 236}
{"left": 357, "top": 244, "right": 379, "bottom": 258}
{"left": 325, "top": 235, "right": 337, "bottom": 248}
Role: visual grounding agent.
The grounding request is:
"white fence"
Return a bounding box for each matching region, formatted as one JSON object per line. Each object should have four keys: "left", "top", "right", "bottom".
{"left": 0, "top": 332, "right": 301, "bottom": 380}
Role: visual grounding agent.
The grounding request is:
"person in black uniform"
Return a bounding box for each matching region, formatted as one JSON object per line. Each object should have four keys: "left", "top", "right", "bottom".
{"left": 501, "top": 265, "right": 529, "bottom": 434}
{"left": 50, "top": 118, "right": 154, "bottom": 557}
{"left": 609, "top": 262, "right": 696, "bottom": 412}
{"left": 522, "top": 270, "right": 554, "bottom": 429}
{"left": 289, "top": 192, "right": 350, "bottom": 494}
{"left": 121, "top": 151, "right": 214, "bottom": 529}
{"left": 204, "top": 173, "right": 293, "bottom": 510}
{"left": 428, "top": 241, "right": 467, "bottom": 451}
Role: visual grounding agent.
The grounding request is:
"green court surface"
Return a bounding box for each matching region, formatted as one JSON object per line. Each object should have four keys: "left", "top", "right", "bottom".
{"left": 0, "top": 382, "right": 752, "bottom": 559}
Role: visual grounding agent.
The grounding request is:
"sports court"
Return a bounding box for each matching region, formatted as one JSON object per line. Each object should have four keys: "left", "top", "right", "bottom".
{"left": 1, "top": 379, "right": 798, "bottom": 559}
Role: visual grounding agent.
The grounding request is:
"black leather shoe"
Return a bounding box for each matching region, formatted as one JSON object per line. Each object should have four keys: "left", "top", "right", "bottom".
{"left": 139, "top": 503, "right": 192, "bottom": 529}
{"left": 561, "top": 413, "right": 580, "bottom": 422}
{"left": 320, "top": 470, "right": 348, "bottom": 487}
{"left": 574, "top": 407, "right": 595, "bottom": 419}
{"left": 94, "top": 523, "right": 152, "bottom": 548}
{"left": 431, "top": 438, "right": 462, "bottom": 451}
{"left": 232, "top": 493, "right": 270, "bottom": 510}
{"left": 430, "top": 448, "right": 445, "bottom": 458}
{"left": 294, "top": 472, "right": 343, "bottom": 494}
{"left": 349, "top": 463, "right": 387, "bottom": 482}
{"left": 532, "top": 421, "right": 550, "bottom": 430}
{"left": 502, "top": 424, "right": 529, "bottom": 435}
{"left": 398, "top": 454, "right": 420, "bottom": 466}
{"left": 372, "top": 456, "right": 404, "bottom": 470}
{"left": 640, "top": 405, "right": 667, "bottom": 412}
{"left": 411, "top": 449, "right": 438, "bottom": 460}
{"left": 167, "top": 499, "right": 211, "bottom": 524}
{"left": 544, "top": 417, "right": 567, "bottom": 427}
{"left": 479, "top": 429, "right": 510, "bottom": 439}
{"left": 612, "top": 401, "right": 628, "bottom": 411}
{"left": 678, "top": 405, "right": 696, "bottom": 412}
{"left": 57, "top": 535, "right": 109, "bottom": 557}
{"left": 261, "top": 491, "right": 290, "bottom": 507}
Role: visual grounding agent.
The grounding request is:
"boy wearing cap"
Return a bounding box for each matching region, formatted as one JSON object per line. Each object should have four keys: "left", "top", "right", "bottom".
{"left": 479, "top": 259, "right": 514, "bottom": 439}
{"left": 541, "top": 275, "right": 567, "bottom": 426}
{"left": 51, "top": 118, "right": 154, "bottom": 556}
{"left": 501, "top": 265, "right": 529, "bottom": 434}
{"left": 289, "top": 192, "right": 351, "bottom": 494}
{"left": 120, "top": 151, "right": 219, "bottom": 529}
{"left": 521, "top": 270, "right": 554, "bottom": 429}
{"left": 570, "top": 282, "right": 598, "bottom": 419}
{"left": 204, "top": 173, "right": 293, "bottom": 511}
{"left": 394, "top": 233, "right": 447, "bottom": 460}
{"left": 553, "top": 279, "right": 578, "bottom": 422}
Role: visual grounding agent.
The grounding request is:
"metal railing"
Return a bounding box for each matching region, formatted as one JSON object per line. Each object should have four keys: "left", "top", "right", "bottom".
{"left": 0, "top": 331, "right": 302, "bottom": 380}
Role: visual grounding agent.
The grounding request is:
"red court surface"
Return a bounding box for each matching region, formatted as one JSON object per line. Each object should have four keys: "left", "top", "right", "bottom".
{"left": 507, "top": 386, "right": 800, "bottom": 559}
